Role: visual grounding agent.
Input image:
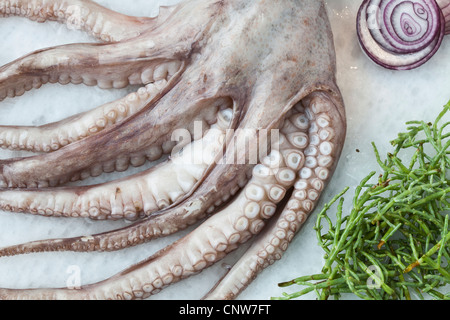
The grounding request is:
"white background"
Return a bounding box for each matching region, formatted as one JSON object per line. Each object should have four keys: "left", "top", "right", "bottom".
{"left": 0, "top": 0, "right": 449, "bottom": 300}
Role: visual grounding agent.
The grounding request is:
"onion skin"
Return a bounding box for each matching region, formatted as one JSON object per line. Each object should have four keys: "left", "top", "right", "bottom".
{"left": 357, "top": 0, "right": 447, "bottom": 70}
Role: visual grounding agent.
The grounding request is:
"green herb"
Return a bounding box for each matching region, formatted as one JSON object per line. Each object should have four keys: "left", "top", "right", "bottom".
{"left": 274, "top": 102, "right": 450, "bottom": 300}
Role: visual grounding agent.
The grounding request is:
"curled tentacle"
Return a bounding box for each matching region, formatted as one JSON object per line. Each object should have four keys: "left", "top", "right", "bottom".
{"left": 203, "top": 92, "right": 346, "bottom": 300}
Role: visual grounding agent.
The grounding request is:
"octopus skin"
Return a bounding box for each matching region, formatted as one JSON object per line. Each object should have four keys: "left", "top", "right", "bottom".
{"left": 0, "top": 0, "right": 346, "bottom": 299}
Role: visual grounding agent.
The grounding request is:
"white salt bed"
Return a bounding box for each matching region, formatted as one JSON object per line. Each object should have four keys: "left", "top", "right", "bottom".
{"left": 0, "top": 0, "right": 449, "bottom": 300}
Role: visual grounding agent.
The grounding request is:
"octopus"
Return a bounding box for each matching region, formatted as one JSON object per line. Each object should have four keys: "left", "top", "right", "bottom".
{"left": 0, "top": 0, "right": 346, "bottom": 299}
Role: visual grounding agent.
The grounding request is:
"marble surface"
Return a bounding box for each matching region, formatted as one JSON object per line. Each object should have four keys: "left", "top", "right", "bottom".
{"left": 0, "top": 0, "right": 449, "bottom": 300}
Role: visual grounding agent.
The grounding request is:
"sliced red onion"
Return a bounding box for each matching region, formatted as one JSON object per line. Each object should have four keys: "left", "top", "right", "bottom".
{"left": 357, "top": 0, "right": 446, "bottom": 70}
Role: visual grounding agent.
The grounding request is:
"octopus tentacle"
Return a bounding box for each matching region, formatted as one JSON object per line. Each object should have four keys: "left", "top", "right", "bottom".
{"left": 0, "top": 172, "right": 251, "bottom": 256}
{"left": 0, "top": 78, "right": 175, "bottom": 153}
{"left": 0, "top": 0, "right": 154, "bottom": 42}
{"left": 0, "top": 39, "right": 185, "bottom": 101}
{"left": 203, "top": 92, "right": 346, "bottom": 299}
{"left": 0, "top": 110, "right": 232, "bottom": 220}
{"left": 0, "top": 168, "right": 250, "bottom": 256}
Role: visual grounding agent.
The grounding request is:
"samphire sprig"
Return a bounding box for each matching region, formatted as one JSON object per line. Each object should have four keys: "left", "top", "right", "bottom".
{"left": 274, "top": 102, "right": 450, "bottom": 300}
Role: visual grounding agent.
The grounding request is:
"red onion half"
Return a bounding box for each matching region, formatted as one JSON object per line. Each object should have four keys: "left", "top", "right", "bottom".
{"left": 357, "top": 0, "right": 447, "bottom": 70}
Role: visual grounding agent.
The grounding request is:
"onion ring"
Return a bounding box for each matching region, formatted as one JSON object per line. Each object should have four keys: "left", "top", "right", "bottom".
{"left": 357, "top": 0, "right": 446, "bottom": 70}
